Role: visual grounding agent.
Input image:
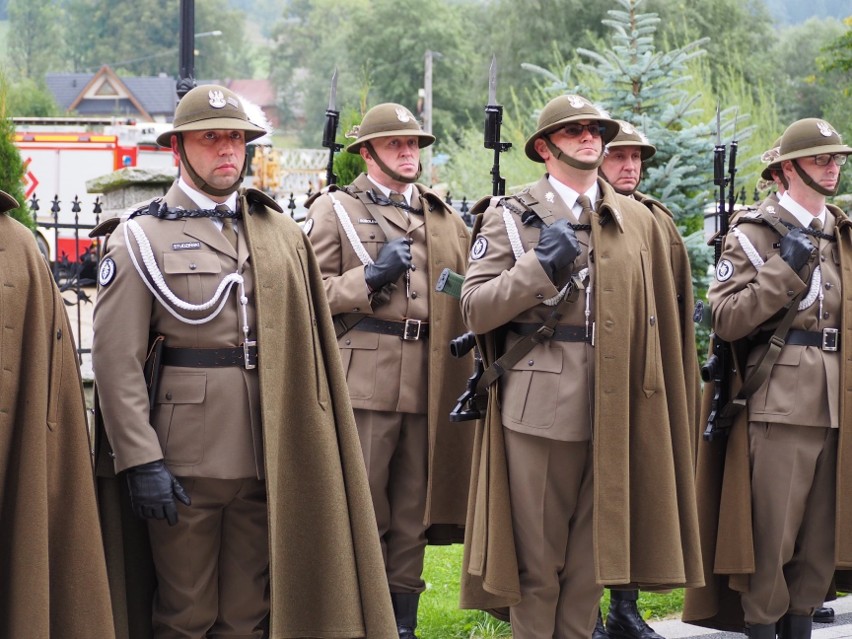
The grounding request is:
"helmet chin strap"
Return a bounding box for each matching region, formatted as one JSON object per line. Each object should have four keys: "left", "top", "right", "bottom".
{"left": 544, "top": 137, "right": 604, "bottom": 170}
{"left": 365, "top": 141, "right": 420, "bottom": 183}
{"left": 177, "top": 136, "right": 246, "bottom": 198}
{"left": 792, "top": 159, "right": 837, "bottom": 197}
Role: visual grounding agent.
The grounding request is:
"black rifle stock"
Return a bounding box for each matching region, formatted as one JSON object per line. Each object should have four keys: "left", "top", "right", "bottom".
{"left": 699, "top": 119, "right": 738, "bottom": 441}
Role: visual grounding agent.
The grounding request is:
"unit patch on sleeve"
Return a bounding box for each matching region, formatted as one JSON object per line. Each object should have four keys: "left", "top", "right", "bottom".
{"left": 715, "top": 258, "right": 734, "bottom": 282}
{"left": 470, "top": 236, "right": 488, "bottom": 260}
{"left": 99, "top": 257, "right": 116, "bottom": 286}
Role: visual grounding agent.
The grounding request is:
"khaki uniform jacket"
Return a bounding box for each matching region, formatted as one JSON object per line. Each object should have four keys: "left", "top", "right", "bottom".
{"left": 0, "top": 214, "right": 115, "bottom": 638}
{"left": 459, "top": 177, "right": 703, "bottom": 610}
{"left": 306, "top": 174, "right": 475, "bottom": 529}
{"left": 683, "top": 198, "right": 852, "bottom": 631}
{"left": 93, "top": 186, "right": 397, "bottom": 639}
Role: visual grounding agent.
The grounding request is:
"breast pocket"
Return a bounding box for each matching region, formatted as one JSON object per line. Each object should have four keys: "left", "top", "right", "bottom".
{"left": 152, "top": 370, "right": 207, "bottom": 464}
{"left": 338, "top": 329, "right": 380, "bottom": 399}
{"left": 500, "top": 342, "right": 564, "bottom": 430}
{"left": 748, "top": 346, "right": 802, "bottom": 416}
{"left": 162, "top": 251, "right": 223, "bottom": 303}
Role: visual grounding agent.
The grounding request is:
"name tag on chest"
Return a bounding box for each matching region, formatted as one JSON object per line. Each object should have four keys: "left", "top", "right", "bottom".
{"left": 172, "top": 241, "right": 202, "bottom": 250}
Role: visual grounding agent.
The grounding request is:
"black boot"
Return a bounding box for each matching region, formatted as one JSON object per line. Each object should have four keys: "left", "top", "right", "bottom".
{"left": 606, "top": 590, "right": 664, "bottom": 639}
{"left": 593, "top": 607, "right": 610, "bottom": 639}
{"left": 778, "top": 614, "right": 812, "bottom": 639}
{"left": 391, "top": 592, "right": 420, "bottom": 639}
{"left": 746, "top": 623, "right": 776, "bottom": 639}
{"left": 813, "top": 606, "right": 835, "bottom": 624}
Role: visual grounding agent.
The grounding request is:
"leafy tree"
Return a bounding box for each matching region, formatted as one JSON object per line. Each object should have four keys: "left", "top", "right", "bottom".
{"left": 6, "top": 0, "right": 64, "bottom": 80}
{"left": 0, "top": 75, "right": 32, "bottom": 228}
{"left": 5, "top": 78, "right": 61, "bottom": 116}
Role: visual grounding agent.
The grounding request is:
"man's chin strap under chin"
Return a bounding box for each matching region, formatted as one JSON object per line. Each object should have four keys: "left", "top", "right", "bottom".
{"left": 544, "top": 137, "right": 604, "bottom": 171}
{"left": 365, "top": 142, "right": 420, "bottom": 183}
{"left": 177, "top": 136, "right": 246, "bottom": 197}
{"left": 793, "top": 159, "right": 838, "bottom": 197}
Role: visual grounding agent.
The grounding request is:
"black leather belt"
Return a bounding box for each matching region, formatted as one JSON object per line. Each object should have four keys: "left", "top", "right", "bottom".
{"left": 355, "top": 317, "right": 429, "bottom": 341}
{"left": 753, "top": 328, "right": 839, "bottom": 352}
{"left": 508, "top": 322, "right": 590, "bottom": 342}
{"left": 162, "top": 343, "right": 258, "bottom": 368}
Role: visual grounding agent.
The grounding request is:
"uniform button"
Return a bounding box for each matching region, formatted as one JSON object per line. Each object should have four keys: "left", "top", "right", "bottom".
{"left": 527, "top": 360, "right": 534, "bottom": 366}
{"left": 821, "top": 256, "right": 826, "bottom": 262}
{"left": 649, "top": 316, "right": 656, "bottom": 326}
{"left": 345, "top": 339, "right": 351, "bottom": 345}
{"left": 823, "top": 312, "right": 830, "bottom": 319}
{"left": 825, "top": 282, "right": 833, "bottom": 289}
{"left": 189, "top": 263, "right": 197, "bottom": 270}
{"left": 411, "top": 291, "right": 418, "bottom": 299}
{"left": 165, "top": 392, "right": 173, "bottom": 400}
{"left": 56, "top": 329, "right": 62, "bottom": 340}
{"left": 353, "top": 307, "right": 360, "bottom": 312}
{"left": 536, "top": 293, "right": 544, "bottom": 299}
{"left": 370, "top": 233, "right": 376, "bottom": 239}
{"left": 787, "top": 290, "right": 795, "bottom": 297}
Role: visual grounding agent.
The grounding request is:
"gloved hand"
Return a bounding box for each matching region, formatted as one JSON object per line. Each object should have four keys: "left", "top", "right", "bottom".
{"left": 534, "top": 219, "right": 581, "bottom": 282}
{"left": 125, "top": 459, "right": 191, "bottom": 526}
{"left": 365, "top": 237, "right": 413, "bottom": 291}
{"left": 780, "top": 228, "right": 814, "bottom": 273}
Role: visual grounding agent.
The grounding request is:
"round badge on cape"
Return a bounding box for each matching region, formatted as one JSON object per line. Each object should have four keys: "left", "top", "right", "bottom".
{"left": 99, "top": 257, "right": 116, "bottom": 286}
{"left": 715, "top": 258, "right": 734, "bottom": 282}
{"left": 470, "top": 236, "right": 488, "bottom": 260}
{"left": 303, "top": 218, "right": 314, "bottom": 236}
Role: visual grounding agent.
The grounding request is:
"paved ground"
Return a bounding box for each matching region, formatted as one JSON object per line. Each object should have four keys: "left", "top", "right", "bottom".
{"left": 650, "top": 596, "right": 852, "bottom": 639}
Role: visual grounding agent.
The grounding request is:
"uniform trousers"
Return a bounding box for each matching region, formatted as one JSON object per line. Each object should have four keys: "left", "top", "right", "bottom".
{"left": 741, "top": 422, "right": 837, "bottom": 625}
{"left": 147, "top": 477, "right": 269, "bottom": 639}
{"left": 504, "top": 428, "right": 601, "bottom": 639}
{"left": 353, "top": 408, "right": 428, "bottom": 593}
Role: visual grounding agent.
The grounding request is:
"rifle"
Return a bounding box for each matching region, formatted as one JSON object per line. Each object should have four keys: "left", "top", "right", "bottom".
{"left": 698, "top": 106, "right": 738, "bottom": 441}
{"left": 484, "top": 55, "right": 512, "bottom": 197}
{"left": 322, "top": 69, "right": 343, "bottom": 186}
{"left": 439, "top": 56, "right": 515, "bottom": 422}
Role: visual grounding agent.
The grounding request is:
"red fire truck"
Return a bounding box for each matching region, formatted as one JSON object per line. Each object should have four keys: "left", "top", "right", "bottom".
{"left": 13, "top": 117, "right": 175, "bottom": 264}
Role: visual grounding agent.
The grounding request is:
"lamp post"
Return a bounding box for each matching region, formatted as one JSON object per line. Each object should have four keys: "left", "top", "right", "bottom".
{"left": 421, "top": 50, "right": 442, "bottom": 186}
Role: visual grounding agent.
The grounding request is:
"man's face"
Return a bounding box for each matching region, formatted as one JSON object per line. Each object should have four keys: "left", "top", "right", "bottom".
{"left": 174, "top": 129, "right": 246, "bottom": 192}
{"left": 542, "top": 120, "right": 604, "bottom": 166}
{"left": 363, "top": 135, "right": 421, "bottom": 184}
{"left": 601, "top": 145, "right": 642, "bottom": 194}
{"left": 785, "top": 154, "right": 841, "bottom": 195}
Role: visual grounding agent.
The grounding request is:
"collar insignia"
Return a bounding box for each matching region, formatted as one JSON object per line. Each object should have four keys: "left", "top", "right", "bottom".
{"left": 545, "top": 191, "right": 555, "bottom": 203}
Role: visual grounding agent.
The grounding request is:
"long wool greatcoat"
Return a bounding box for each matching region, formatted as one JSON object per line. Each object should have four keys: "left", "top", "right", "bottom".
{"left": 682, "top": 202, "right": 852, "bottom": 631}
{"left": 0, "top": 213, "right": 116, "bottom": 638}
{"left": 94, "top": 187, "right": 397, "bottom": 639}
{"left": 459, "top": 177, "right": 703, "bottom": 611}
{"left": 305, "top": 173, "right": 474, "bottom": 536}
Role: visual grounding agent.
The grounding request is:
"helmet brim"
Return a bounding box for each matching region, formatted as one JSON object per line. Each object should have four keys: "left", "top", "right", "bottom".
{"left": 525, "top": 118, "right": 620, "bottom": 163}
{"left": 774, "top": 144, "right": 852, "bottom": 165}
{"left": 156, "top": 118, "right": 268, "bottom": 147}
{"left": 0, "top": 189, "right": 19, "bottom": 213}
{"left": 346, "top": 130, "right": 436, "bottom": 154}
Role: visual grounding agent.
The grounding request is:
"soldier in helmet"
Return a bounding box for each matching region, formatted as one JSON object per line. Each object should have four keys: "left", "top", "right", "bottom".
{"left": 458, "top": 95, "right": 702, "bottom": 639}
{"left": 303, "top": 103, "right": 473, "bottom": 638}
{"left": 93, "top": 84, "right": 397, "bottom": 639}
{"left": 593, "top": 121, "right": 698, "bottom": 639}
{"left": 682, "top": 118, "right": 852, "bottom": 639}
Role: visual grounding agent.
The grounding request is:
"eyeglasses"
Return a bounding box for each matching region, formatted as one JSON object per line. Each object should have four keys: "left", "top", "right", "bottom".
{"left": 812, "top": 153, "right": 848, "bottom": 167}
{"left": 561, "top": 123, "right": 606, "bottom": 138}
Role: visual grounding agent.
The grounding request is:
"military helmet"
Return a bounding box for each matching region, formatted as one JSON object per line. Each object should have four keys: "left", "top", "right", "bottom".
{"left": 525, "top": 94, "right": 619, "bottom": 162}
{"left": 345, "top": 103, "right": 435, "bottom": 154}
{"left": 759, "top": 136, "right": 783, "bottom": 182}
{"left": 606, "top": 120, "right": 656, "bottom": 160}
{"left": 156, "top": 84, "right": 268, "bottom": 147}
{"left": 774, "top": 118, "right": 852, "bottom": 164}
{"left": 0, "top": 189, "right": 19, "bottom": 213}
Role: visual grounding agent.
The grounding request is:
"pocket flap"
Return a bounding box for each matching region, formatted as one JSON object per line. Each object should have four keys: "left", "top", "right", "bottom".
{"left": 163, "top": 251, "right": 222, "bottom": 275}
{"left": 508, "top": 344, "right": 564, "bottom": 373}
{"left": 156, "top": 371, "right": 207, "bottom": 404}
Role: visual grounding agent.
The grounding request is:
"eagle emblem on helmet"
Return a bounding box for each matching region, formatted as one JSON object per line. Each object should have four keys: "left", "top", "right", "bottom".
{"left": 208, "top": 90, "right": 227, "bottom": 109}
{"left": 817, "top": 120, "right": 835, "bottom": 137}
{"left": 621, "top": 122, "right": 635, "bottom": 135}
{"left": 567, "top": 95, "right": 585, "bottom": 109}
{"left": 395, "top": 107, "right": 412, "bottom": 123}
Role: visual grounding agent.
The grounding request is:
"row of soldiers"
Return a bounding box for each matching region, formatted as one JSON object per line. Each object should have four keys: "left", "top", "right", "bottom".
{"left": 1, "top": 82, "right": 850, "bottom": 639}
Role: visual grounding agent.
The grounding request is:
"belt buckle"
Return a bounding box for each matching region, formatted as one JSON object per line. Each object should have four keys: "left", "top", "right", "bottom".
{"left": 243, "top": 340, "right": 258, "bottom": 369}
{"left": 822, "top": 328, "right": 839, "bottom": 352}
{"left": 403, "top": 319, "right": 422, "bottom": 341}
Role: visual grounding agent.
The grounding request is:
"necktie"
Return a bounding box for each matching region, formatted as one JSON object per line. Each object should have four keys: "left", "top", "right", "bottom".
{"left": 217, "top": 205, "right": 238, "bottom": 251}
{"left": 810, "top": 217, "right": 823, "bottom": 232}
{"left": 389, "top": 191, "right": 405, "bottom": 206}
{"left": 576, "top": 194, "right": 594, "bottom": 224}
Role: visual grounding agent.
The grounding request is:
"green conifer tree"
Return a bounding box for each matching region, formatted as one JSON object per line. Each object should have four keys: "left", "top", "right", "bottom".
{"left": 0, "top": 76, "right": 32, "bottom": 229}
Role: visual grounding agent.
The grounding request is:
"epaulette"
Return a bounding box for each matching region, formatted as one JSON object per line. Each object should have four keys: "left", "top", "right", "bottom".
{"left": 635, "top": 192, "right": 674, "bottom": 220}
{"left": 305, "top": 183, "right": 357, "bottom": 208}
{"left": 245, "top": 187, "right": 283, "bottom": 214}
{"left": 89, "top": 216, "right": 121, "bottom": 238}
{"left": 469, "top": 195, "right": 501, "bottom": 217}
{"left": 420, "top": 189, "right": 454, "bottom": 214}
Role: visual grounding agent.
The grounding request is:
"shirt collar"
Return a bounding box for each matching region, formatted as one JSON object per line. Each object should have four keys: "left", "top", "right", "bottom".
{"left": 778, "top": 192, "right": 826, "bottom": 229}
{"left": 366, "top": 175, "right": 414, "bottom": 206}
{"left": 547, "top": 174, "right": 599, "bottom": 220}
{"left": 178, "top": 177, "right": 238, "bottom": 212}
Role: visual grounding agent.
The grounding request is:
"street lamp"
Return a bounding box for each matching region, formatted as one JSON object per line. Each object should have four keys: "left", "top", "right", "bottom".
{"left": 422, "top": 50, "right": 443, "bottom": 186}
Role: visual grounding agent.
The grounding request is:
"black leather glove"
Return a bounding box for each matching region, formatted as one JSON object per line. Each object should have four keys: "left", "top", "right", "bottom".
{"left": 780, "top": 228, "right": 814, "bottom": 273}
{"left": 125, "top": 459, "right": 191, "bottom": 526}
{"left": 365, "top": 237, "right": 413, "bottom": 291}
{"left": 534, "top": 219, "right": 581, "bottom": 282}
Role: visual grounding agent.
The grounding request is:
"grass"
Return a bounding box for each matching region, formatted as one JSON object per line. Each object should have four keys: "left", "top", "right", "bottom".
{"left": 420, "top": 545, "right": 685, "bottom": 638}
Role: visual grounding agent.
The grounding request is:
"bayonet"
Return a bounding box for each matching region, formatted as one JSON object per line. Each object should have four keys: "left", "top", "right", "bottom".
{"left": 322, "top": 69, "right": 343, "bottom": 186}
{"left": 484, "top": 55, "right": 511, "bottom": 196}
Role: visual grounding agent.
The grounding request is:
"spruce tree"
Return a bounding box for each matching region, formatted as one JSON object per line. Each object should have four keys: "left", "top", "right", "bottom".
{"left": 0, "top": 76, "right": 31, "bottom": 229}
